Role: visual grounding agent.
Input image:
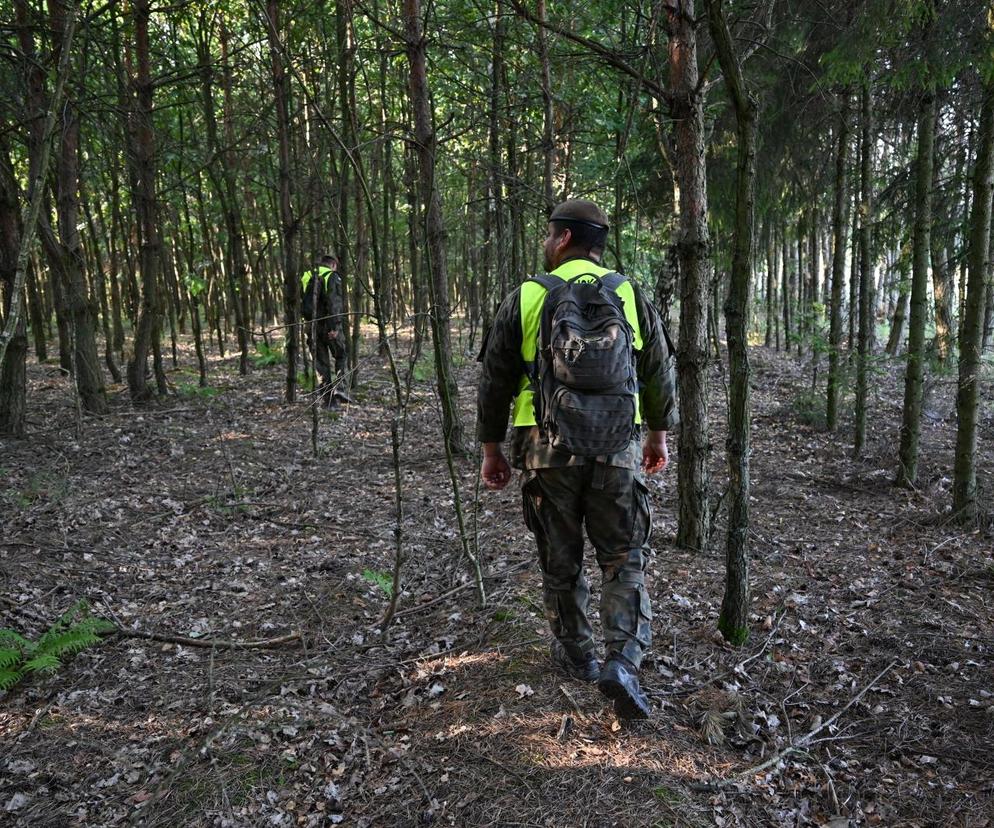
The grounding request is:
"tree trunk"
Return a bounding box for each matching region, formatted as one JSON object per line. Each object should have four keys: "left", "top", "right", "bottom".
{"left": 266, "top": 0, "right": 299, "bottom": 403}
{"left": 0, "top": 138, "right": 27, "bottom": 436}
{"left": 952, "top": 80, "right": 994, "bottom": 520}
{"left": 886, "top": 241, "right": 911, "bottom": 355}
{"left": 707, "top": 0, "right": 755, "bottom": 645}
{"left": 537, "top": 0, "right": 555, "bottom": 211}
{"left": 81, "top": 194, "right": 121, "bottom": 383}
{"left": 403, "top": 0, "right": 465, "bottom": 453}
{"left": 826, "top": 90, "right": 851, "bottom": 431}
{"left": 931, "top": 126, "right": 956, "bottom": 363}
{"left": 198, "top": 13, "right": 250, "bottom": 375}
{"left": 764, "top": 221, "right": 775, "bottom": 347}
{"left": 781, "top": 224, "right": 791, "bottom": 350}
{"left": 983, "top": 229, "right": 994, "bottom": 350}
{"left": 896, "top": 89, "right": 936, "bottom": 487}
{"left": 126, "top": 0, "right": 165, "bottom": 402}
{"left": 25, "top": 262, "right": 47, "bottom": 362}
{"left": 668, "top": 0, "right": 712, "bottom": 553}
{"left": 854, "top": 81, "right": 874, "bottom": 456}
{"left": 796, "top": 214, "right": 805, "bottom": 357}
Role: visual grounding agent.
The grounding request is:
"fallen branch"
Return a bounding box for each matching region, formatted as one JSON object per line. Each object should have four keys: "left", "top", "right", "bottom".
{"left": 111, "top": 627, "right": 302, "bottom": 650}
{"left": 692, "top": 658, "right": 900, "bottom": 791}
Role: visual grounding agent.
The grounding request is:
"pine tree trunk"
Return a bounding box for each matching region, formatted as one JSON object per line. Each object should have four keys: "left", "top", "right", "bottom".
{"left": 781, "top": 225, "right": 791, "bottom": 350}
{"left": 707, "top": 0, "right": 755, "bottom": 645}
{"left": 765, "top": 222, "right": 775, "bottom": 347}
{"left": 952, "top": 80, "right": 994, "bottom": 520}
{"left": 198, "top": 13, "right": 250, "bottom": 375}
{"left": 930, "top": 122, "right": 956, "bottom": 363}
{"left": 25, "top": 262, "right": 47, "bottom": 362}
{"left": 886, "top": 242, "right": 911, "bottom": 355}
{"left": 796, "top": 215, "right": 805, "bottom": 357}
{"left": 488, "top": 1, "right": 508, "bottom": 304}
{"left": 854, "top": 81, "right": 875, "bottom": 456}
{"left": 826, "top": 90, "right": 851, "bottom": 431}
{"left": 897, "top": 89, "right": 936, "bottom": 487}
{"left": 403, "top": 0, "right": 465, "bottom": 453}
{"left": 668, "top": 0, "right": 712, "bottom": 553}
{"left": 126, "top": 0, "right": 165, "bottom": 402}
{"left": 983, "top": 237, "right": 994, "bottom": 350}
{"left": 537, "top": 0, "right": 555, "bottom": 211}
{"left": 0, "top": 138, "right": 27, "bottom": 436}
{"left": 266, "top": 0, "right": 299, "bottom": 403}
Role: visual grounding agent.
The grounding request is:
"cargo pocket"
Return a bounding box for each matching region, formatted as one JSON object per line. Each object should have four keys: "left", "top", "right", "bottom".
{"left": 616, "top": 570, "right": 653, "bottom": 648}
{"left": 633, "top": 476, "right": 653, "bottom": 548}
{"left": 521, "top": 470, "right": 543, "bottom": 535}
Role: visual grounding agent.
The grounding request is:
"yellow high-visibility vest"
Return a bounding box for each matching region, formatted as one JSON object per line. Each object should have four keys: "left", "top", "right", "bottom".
{"left": 301, "top": 265, "right": 334, "bottom": 293}
{"left": 511, "top": 259, "right": 643, "bottom": 427}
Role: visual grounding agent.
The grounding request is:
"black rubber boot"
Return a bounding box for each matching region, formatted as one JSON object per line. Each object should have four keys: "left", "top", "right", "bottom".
{"left": 550, "top": 640, "right": 600, "bottom": 683}
{"left": 597, "top": 657, "right": 651, "bottom": 719}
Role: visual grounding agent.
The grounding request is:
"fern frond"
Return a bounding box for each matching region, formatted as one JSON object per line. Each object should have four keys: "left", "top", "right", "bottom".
{"left": 23, "top": 652, "right": 61, "bottom": 674}
{"left": 0, "top": 647, "right": 23, "bottom": 670}
{"left": 0, "top": 629, "right": 32, "bottom": 650}
{"left": 0, "top": 601, "right": 111, "bottom": 690}
{"left": 0, "top": 668, "right": 23, "bottom": 691}
{"left": 89, "top": 618, "right": 117, "bottom": 635}
{"left": 38, "top": 629, "right": 102, "bottom": 658}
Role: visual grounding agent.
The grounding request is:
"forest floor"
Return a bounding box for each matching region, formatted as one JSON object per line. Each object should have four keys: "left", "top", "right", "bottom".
{"left": 2, "top": 326, "right": 994, "bottom": 828}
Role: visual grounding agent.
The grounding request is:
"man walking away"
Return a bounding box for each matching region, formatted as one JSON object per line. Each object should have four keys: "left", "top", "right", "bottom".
{"left": 301, "top": 253, "right": 347, "bottom": 406}
{"left": 477, "top": 199, "right": 678, "bottom": 719}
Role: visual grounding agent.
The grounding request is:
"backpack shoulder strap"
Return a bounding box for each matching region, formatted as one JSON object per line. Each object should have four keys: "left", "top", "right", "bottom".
{"left": 528, "top": 273, "right": 561, "bottom": 291}
{"left": 600, "top": 271, "right": 628, "bottom": 291}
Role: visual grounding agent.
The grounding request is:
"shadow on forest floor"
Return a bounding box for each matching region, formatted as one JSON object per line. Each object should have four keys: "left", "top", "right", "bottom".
{"left": 2, "top": 327, "right": 993, "bottom": 826}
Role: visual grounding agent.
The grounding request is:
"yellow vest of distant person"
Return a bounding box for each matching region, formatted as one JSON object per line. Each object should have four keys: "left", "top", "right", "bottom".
{"left": 300, "top": 265, "right": 335, "bottom": 293}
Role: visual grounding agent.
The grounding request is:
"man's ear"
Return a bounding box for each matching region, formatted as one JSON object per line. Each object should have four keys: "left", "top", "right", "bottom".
{"left": 557, "top": 227, "right": 572, "bottom": 254}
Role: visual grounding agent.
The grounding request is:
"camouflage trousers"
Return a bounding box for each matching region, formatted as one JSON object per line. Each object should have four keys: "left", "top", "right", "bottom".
{"left": 521, "top": 463, "right": 653, "bottom": 669}
{"left": 307, "top": 325, "right": 347, "bottom": 387}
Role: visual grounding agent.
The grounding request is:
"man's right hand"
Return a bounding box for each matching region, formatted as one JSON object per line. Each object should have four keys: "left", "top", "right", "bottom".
{"left": 481, "top": 443, "right": 511, "bottom": 490}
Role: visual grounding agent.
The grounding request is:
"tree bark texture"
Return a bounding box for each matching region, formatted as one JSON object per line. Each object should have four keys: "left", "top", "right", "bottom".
{"left": 126, "top": 0, "right": 165, "bottom": 402}
{"left": 198, "top": 13, "right": 250, "bottom": 376}
{"left": 0, "top": 138, "right": 27, "bottom": 436}
{"left": 537, "top": 0, "right": 555, "bottom": 211}
{"left": 952, "top": 81, "right": 994, "bottom": 519}
{"left": 854, "top": 81, "right": 874, "bottom": 456}
{"left": 266, "top": 0, "right": 300, "bottom": 403}
{"left": 706, "top": 0, "right": 754, "bottom": 645}
{"left": 886, "top": 241, "right": 910, "bottom": 355}
{"left": 668, "top": 0, "right": 712, "bottom": 553}
{"left": 897, "top": 89, "right": 936, "bottom": 487}
{"left": 826, "top": 90, "right": 851, "bottom": 431}
{"left": 0, "top": 0, "right": 76, "bottom": 402}
{"left": 403, "top": 0, "right": 465, "bottom": 453}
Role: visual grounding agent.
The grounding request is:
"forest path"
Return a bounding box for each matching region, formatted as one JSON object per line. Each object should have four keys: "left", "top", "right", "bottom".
{"left": 1, "top": 332, "right": 992, "bottom": 826}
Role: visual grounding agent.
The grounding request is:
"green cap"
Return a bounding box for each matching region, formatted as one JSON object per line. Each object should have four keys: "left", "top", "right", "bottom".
{"left": 549, "top": 199, "right": 609, "bottom": 230}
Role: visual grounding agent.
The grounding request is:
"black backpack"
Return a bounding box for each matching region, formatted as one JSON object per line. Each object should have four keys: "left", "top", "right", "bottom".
{"left": 301, "top": 270, "right": 320, "bottom": 322}
{"left": 529, "top": 271, "right": 638, "bottom": 456}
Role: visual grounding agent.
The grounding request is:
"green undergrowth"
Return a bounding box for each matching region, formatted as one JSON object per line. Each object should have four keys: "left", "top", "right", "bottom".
{"left": 0, "top": 601, "right": 115, "bottom": 691}
{"left": 362, "top": 568, "right": 394, "bottom": 598}
{"left": 252, "top": 341, "right": 284, "bottom": 368}
{"left": 3, "top": 470, "right": 69, "bottom": 508}
{"left": 177, "top": 382, "right": 220, "bottom": 399}
{"left": 717, "top": 614, "right": 749, "bottom": 646}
